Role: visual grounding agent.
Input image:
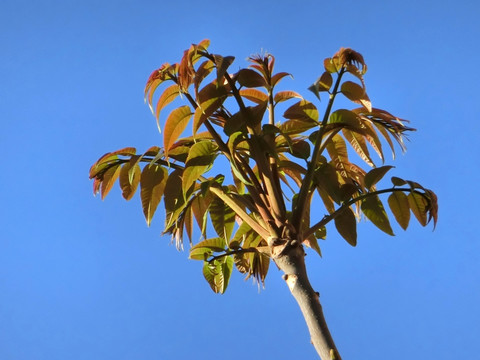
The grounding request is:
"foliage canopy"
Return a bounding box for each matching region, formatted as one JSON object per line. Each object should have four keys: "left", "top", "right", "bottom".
{"left": 90, "top": 40, "right": 437, "bottom": 293}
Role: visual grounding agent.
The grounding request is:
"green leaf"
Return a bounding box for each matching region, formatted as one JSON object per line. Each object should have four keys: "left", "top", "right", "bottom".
{"left": 408, "top": 192, "right": 428, "bottom": 226}
{"left": 209, "top": 195, "right": 236, "bottom": 240}
{"left": 164, "top": 169, "right": 185, "bottom": 226}
{"left": 163, "top": 105, "right": 193, "bottom": 157}
{"left": 388, "top": 191, "right": 410, "bottom": 230}
{"left": 364, "top": 166, "right": 394, "bottom": 189}
{"left": 189, "top": 237, "right": 226, "bottom": 260}
{"left": 329, "top": 109, "right": 359, "bottom": 127}
{"left": 140, "top": 164, "right": 168, "bottom": 226}
{"left": 202, "top": 256, "right": 233, "bottom": 294}
{"left": 361, "top": 195, "right": 394, "bottom": 236}
{"left": 119, "top": 162, "right": 141, "bottom": 200}
{"left": 334, "top": 207, "right": 357, "bottom": 246}
{"left": 182, "top": 141, "right": 216, "bottom": 195}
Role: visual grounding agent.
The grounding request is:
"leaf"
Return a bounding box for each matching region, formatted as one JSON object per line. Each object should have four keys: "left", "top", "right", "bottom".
{"left": 391, "top": 176, "right": 407, "bottom": 186}
{"left": 364, "top": 166, "right": 394, "bottom": 189}
{"left": 119, "top": 162, "right": 141, "bottom": 200}
{"left": 408, "top": 192, "right": 428, "bottom": 226}
{"left": 271, "top": 72, "right": 292, "bottom": 87}
{"left": 274, "top": 90, "right": 302, "bottom": 104}
{"left": 279, "top": 118, "right": 317, "bottom": 135}
{"left": 100, "top": 163, "right": 122, "bottom": 200}
{"left": 154, "top": 84, "right": 180, "bottom": 133}
{"left": 361, "top": 195, "right": 394, "bottom": 236}
{"left": 283, "top": 100, "right": 319, "bottom": 122}
{"left": 213, "top": 55, "right": 235, "bottom": 84}
{"left": 203, "top": 256, "right": 234, "bottom": 294}
{"left": 163, "top": 105, "right": 193, "bottom": 157}
{"left": 342, "top": 129, "right": 375, "bottom": 167}
{"left": 303, "top": 236, "right": 322, "bottom": 256}
{"left": 193, "top": 82, "right": 228, "bottom": 133}
{"left": 239, "top": 89, "right": 269, "bottom": 104}
{"left": 334, "top": 207, "right": 357, "bottom": 246}
{"left": 209, "top": 195, "right": 236, "bottom": 240}
{"left": 140, "top": 164, "right": 168, "bottom": 226}
{"left": 309, "top": 72, "right": 333, "bottom": 99}
{"left": 329, "top": 109, "right": 359, "bottom": 127}
{"left": 237, "top": 68, "right": 266, "bottom": 88}
{"left": 182, "top": 141, "right": 216, "bottom": 195}
{"left": 189, "top": 237, "right": 226, "bottom": 260}
{"left": 388, "top": 191, "right": 410, "bottom": 230}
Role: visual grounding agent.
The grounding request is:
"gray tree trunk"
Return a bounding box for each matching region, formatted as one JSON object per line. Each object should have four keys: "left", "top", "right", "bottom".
{"left": 272, "top": 241, "right": 341, "bottom": 360}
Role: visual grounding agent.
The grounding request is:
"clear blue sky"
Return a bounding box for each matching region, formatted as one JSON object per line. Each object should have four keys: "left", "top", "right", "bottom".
{"left": 1, "top": 0, "right": 479, "bottom": 359}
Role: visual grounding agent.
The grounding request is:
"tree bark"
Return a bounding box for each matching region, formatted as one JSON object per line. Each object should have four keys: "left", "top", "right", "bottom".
{"left": 273, "top": 242, "right": 341, "bottom": 360}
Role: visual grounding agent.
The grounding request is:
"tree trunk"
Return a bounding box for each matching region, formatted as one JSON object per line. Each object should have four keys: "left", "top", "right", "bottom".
{"left": 273, "top": 241, "right": 341, "bottom": 360}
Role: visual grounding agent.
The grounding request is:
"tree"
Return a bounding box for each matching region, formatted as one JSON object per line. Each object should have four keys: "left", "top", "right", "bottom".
{"left": 89, "top": 40, "right": 438, "bottom": 359}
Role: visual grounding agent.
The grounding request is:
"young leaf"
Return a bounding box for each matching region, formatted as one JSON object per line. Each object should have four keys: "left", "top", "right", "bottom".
{"left": 163, "top": 105, "right": 193, "bottom": 157}
{"left": 140, "top": 164, "right": 168, "bottom": 226}
{"left": 239, "top": 89, "right": 269, "bottom": 104}
{"left": 364, "top": 166, "right": 394, "bottom": 189}
{"left": 361, "top": 195, "right": 394, "bottom": 236}
{"left": 388, "top": 191, "right": 410, "bottom": 230}
{"left": 213, "top": 55, "right": 235, "bottom": 84}
{"left": 334, "top": 207, "right": 357, "bottom": 246}
{"left": 274, "top": 90, "right": 302, "bottom": 104}
{"left": 283, "top": 100, "right": 319, "bottom": 122}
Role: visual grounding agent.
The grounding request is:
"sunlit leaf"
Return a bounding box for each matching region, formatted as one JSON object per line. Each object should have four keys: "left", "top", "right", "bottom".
{"left": 408, "top": 192, "right": 428, "bottom": 226}
{"left": 364, "top": 166, "right": 394, "bottom": 189}
{"left": 342, "top": 129, "right": 375, "bottom": 167}
{"left": 271, "top": 72, "right": 292, "bottom": 87}
{"left": 182, "top": 141, "right": 216, "bottom": 195}
{"left": 323, "top": 58, "right": 338, "bottom": 73}
{"left": 100, "top": 163, "right": 122, "bottom": 200}
{"left": 140, "top": 164, "right": 168, "bottom": 226}
{"left": 274, "top": 90, "right": 302, "bottom": 104}
{"left": 388, "top": 191, "right": 410, "bottom": 230}
{"left": 239, "top": 89, "right": 269, "bottom": 104}
{"left": 163, "top": 105, "right": 193, "bottom": 157}
{"left": 361, "top": 195, "right": 394, "bottom": 235}
{"left": 119, "top": 162, "right": 141, "bottom": 200}
{"left": 334, "top": 207, "right": 357, "bottom": 246}
{"left": 154, "top": 84, "right": 180, "bottom": 133}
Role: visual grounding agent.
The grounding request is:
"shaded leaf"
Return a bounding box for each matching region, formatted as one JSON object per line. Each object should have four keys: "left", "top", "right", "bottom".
{"left": 140, "top": 164, "right": 168, "bottom": 226}
{"left": 237, "top": 68, "right": 266, "bottom": 88}
{"left": 214, "top": 55, "right": 235, "bottom": 84}
{"left": 334, "top": 207, "right": 357, "bottom": 246}
{"left": 388, "top": 191, "right": 410, "bottom": 230}
{"left": 193, "top": 82, "right": 228, "bottom": 133}
{"left": 391, "top": 176, "right": 407, "bottom": 186}
{"left": 210, "top": 195, "right": 236, "bottom": 240}
{"left": 365, "top": 166, "right": 394, "bottom": 189}
{"left": 408, "top": 192, "right": 428, "bottom": 226}
{"left": 361, "top": 195, "right": 394, "bottom": 235}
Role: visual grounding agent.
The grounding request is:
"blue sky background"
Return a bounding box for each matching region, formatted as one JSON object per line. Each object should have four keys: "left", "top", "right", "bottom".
{"left": 1, "top": 0, "right": 479, "bottom": 359}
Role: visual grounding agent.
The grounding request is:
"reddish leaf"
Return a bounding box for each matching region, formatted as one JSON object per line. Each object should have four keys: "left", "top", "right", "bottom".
{"left": 163, "top": 105, "right": 193, "bottom": 157}
{"left": 271, "top": 72, "right": 292, "bottom": 87}
{"left": 237, "top": 68, "right": 266, "bottom": 88}
{"left": 283, "top": 100, "right": 319, "bottom": 122}
{"left": 274, "top": 90, "right": 302, "bottom": 104}
{"left": 100, "top": 163, "right": 121, "bottom": 200}
{"left": 154, "top": 84, "right": 180, "bottom": 132}
{"left": 239, "top": 89, "right": 269, "bottom": 104}
{"left": 213, "top": 55, "right": 235, "bottom": 84}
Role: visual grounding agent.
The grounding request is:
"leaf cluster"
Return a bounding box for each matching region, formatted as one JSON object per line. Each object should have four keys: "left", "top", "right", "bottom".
{"left": 89, "top": 41, "right": 438, "bottom": 293}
